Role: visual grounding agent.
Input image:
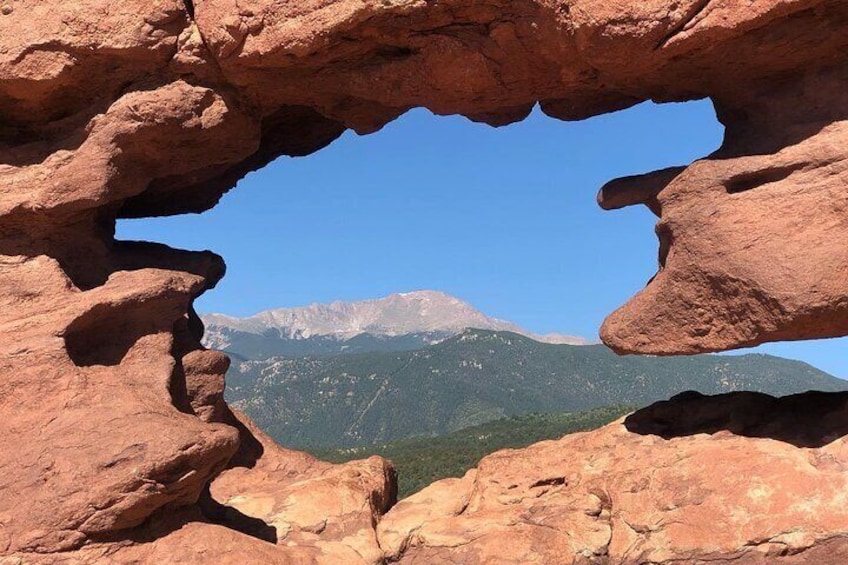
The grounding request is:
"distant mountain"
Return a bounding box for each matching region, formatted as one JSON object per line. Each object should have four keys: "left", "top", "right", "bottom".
{"left": 201, "top": 290, "right": 587, "bottom": 359}
{"left": 226, "top": 329, "right": 848, "bottom": 449}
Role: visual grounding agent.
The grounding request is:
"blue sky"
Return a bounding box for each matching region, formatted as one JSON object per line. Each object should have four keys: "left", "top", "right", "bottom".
{"left": 118, "top": 101, "right": 847, "bottom": 379}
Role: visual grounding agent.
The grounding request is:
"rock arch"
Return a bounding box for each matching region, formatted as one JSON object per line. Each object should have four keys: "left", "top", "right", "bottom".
{"left": 1, "top": 1, "right": 847, "bottom": 562}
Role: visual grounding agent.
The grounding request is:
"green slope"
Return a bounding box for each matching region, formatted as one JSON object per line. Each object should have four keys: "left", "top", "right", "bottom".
{"left": 213, "top": 328, "right": 452, "bottom": 360}
{"left": 227, "top": 329, "right": 847, "bottom": 449}
{"left": 313, "top": 406, "right": 634, "bottom": 498}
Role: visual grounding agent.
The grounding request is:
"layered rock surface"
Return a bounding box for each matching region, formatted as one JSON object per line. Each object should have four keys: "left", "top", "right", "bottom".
{"left": 379, "top": 391, "right": 848, "bottom": 564}
{"left": 1, "top": 0, "right": 848, "bottom": 563}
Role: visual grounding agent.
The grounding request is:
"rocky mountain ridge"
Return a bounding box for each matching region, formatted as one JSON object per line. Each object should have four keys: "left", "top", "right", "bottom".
{"left": 202, "top": 290, "right": 587, "bottom": 353}
{"left": 228, "top": 328, "right": 847, "bottom": 449}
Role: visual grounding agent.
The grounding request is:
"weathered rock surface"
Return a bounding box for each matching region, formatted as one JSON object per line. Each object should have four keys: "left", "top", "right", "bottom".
{"left": 599, "top": 68, "right": 848, "bottom": 354}
{"left": 379, "top": 391, "right": 848, "bottom": 564}
{"left": 1, "top": 0, "right": 848, "bottom": 563}
{"left": 209, "top": 412, "right": 397, "bottom": 564}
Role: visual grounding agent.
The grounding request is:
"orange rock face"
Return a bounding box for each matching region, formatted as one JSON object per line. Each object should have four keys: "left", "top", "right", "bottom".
{"left": 379, "top": 391, "right": 848, "bottom": 564}
{"left": 599, "top": 68, "right": 848, "bottom": 355}
{"left": 1, "top": 0, "right": 848, "bottom": 563}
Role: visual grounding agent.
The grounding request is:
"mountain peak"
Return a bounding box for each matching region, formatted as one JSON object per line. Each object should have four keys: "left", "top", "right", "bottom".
{"left": 201, "top": 291, "right": 588, "bottom": 350}
{"left": 396, "top": 290, "right": 453, "bottom": 299}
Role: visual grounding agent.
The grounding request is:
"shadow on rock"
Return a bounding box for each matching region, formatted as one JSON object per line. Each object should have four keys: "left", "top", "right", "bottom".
{"left": 198, "top": 486, "right": 278, "bottom": 544}
{"left": 625, "top": 390, "right": 848, "bottom": 448}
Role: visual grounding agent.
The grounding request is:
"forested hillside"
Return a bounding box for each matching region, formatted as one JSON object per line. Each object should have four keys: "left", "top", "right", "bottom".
{"left": 228, "top": 329, "right": 847, "bottom": 449}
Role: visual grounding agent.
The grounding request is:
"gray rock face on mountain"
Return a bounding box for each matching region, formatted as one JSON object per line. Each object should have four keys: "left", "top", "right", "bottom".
{"left": 202, "top": 291, "right": 587, "bottom": 356}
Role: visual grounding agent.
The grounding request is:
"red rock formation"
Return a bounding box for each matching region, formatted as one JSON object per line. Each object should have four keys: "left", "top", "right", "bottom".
{"left": 1, "top": 0, "right": 848, "bottom": 563}
{"left": 209, "top": 412, "right": 397, "bottom": 563}
{"left": 379, "top": 391, "right": 848, "bottom": 564}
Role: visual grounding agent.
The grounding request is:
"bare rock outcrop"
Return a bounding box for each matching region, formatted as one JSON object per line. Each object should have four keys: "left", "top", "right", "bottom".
{"left": 209, "top": 413, "right": 397, "bottom": 564}
{"left": 379, "top": 391, "right": 848, "bottom": 564}
{"left": 1, "top": 0, "right": 848, "bottom": 563}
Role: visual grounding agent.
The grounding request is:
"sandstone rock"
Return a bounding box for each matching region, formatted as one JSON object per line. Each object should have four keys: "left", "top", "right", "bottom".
{"left": 378, "top": 391, "right": 848, "bottom": 564}
{"left": 601, "top": 77, "right": 848, "bottom": 354}
{"left": 3, "top": 0, "right": 847, "bottom": 352}
{"left": 0, "top": 255, "right": 241, "bottom": 554}
{"left": 210, "top": 413, "right": 397, "bottom": 564}
{"left": 4, "top": 509, "right": 319, "bottom": 565}
{"left": 2, "top": 0, "right": 848, "bottom": 563}
{"left": 0, "top": 0, "right": 188, "bottom": 126}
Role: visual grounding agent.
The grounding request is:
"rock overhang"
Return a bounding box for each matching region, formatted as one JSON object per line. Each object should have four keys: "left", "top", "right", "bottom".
{"left": 2, "top": 0, "right": 848, "bottom": 562}
{"left": 63, "top": 0, "right": 848, "bottom": 353}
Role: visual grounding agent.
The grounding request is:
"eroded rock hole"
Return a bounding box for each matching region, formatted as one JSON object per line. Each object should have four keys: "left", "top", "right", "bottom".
{"left": 0, "top": 212, "right": 118, "bottom": 291}
{"left": 64, "top": 302, "right": 162, "bottom": 366}
{"left": 183, "top": 0, "right": 195, "bottom": 20}
{"left": 530, "top": 477, "right": 567, "bottom": 489}
{"left": 725, "top": 164, "right": 800, "bottom": 194}
{"left": 115, "top": 101, "right": 727, "bottom": 499}
{"left": 656, "top": 222, "right": 674, "bottom": 270}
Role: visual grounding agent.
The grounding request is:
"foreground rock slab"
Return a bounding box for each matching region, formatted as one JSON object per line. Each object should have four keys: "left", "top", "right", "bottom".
{"left": 0, "top": 411, "right": 396, "bottom": 565}
{"left": 210, "top": 414, "right": 396, "bottom": 564}
{"left": 379, "top": 391, "right": 848, "bottom": 564}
